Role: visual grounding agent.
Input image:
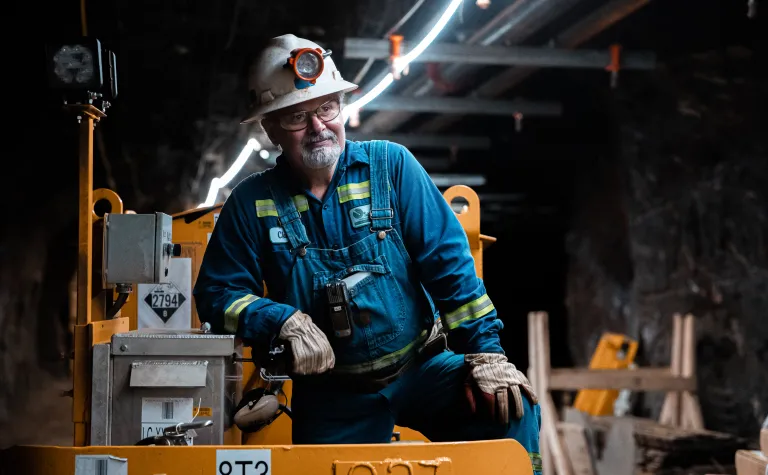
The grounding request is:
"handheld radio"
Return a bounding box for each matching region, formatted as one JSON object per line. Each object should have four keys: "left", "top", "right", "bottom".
{"left": 325, "top": 279, "right": 353, "bottom": 339}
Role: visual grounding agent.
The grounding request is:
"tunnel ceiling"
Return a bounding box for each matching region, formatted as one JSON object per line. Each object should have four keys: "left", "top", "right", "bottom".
{"left": 13, "top": 0, "right": 763, "bottom": 219}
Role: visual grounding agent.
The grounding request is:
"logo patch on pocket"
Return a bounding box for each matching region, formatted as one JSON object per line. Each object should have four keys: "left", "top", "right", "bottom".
{"left": 349, "top": 204, "right": 371, "bottom": 229}
{"left": 269, "top": 227, "right": 289, "bottom": 244}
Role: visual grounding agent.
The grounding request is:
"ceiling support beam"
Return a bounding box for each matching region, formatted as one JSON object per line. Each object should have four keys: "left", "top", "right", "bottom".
{"left": 345, "top": 133, "right": 491, "bottom": 150}
{"left": 362, "top": 97, "right": 562, "bottom": 117}
{"left": 356, "top": 0, "right": 585, "bottom": 134}
{"left": 417, "top": 0, "right": 653, "bottom": 133}
{"left": 344, "top": 38, "right": 656, "bottom": 70}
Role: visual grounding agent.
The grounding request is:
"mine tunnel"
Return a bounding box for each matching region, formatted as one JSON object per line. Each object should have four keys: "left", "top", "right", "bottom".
{"left": 2, "top": 0, "right": 767, "bottom": 473}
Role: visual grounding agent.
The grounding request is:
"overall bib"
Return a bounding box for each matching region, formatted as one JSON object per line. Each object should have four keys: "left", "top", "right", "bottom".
{"left": 267, "top": 141, "right": 541, "bottom": 474}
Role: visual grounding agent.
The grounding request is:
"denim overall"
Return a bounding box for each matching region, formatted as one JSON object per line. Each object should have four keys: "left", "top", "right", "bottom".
{"left": 267, "top": 141, "right": 541, "bottom": 474}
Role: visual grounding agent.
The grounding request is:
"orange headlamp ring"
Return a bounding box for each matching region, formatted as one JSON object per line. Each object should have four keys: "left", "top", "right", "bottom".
{"left": 287, "top": 48, "right": 327, "bottom": 83}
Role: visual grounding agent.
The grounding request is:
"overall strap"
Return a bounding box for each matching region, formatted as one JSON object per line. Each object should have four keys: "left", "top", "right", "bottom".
{"left": 367, "top": 140, "right": 393, "bottom": 232}
{"left": 268, "top": 184, "right": 311, "bottom": 251}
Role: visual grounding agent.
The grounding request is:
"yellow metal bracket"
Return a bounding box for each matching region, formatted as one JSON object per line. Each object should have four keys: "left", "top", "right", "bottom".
{"left": 92, "top": 188, "right": 124, "bottom": 221}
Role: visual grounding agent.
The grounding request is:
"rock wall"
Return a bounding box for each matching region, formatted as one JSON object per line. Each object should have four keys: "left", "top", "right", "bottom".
{"left": 565, "top": 47, "right": 768, "bottom": 438}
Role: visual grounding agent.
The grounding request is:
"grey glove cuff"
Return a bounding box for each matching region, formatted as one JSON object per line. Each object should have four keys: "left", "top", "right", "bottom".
{"left": 465, "top": 352, "right": 508, "bottom": 367}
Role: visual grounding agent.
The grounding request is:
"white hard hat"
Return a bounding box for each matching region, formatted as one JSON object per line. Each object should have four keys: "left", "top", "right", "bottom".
{"left": 241, "top": 34, "right": 358, "bottom": 124}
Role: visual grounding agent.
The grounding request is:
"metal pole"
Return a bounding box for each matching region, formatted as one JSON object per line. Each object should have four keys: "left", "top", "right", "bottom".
{"left": 363, "top": 96, "right": 562, "bottom": 116}
{"left": 66, "top": 103, "right": 106, "bottom": 447}
{"left": 344, "top": 38, "right": 656, "bottom": 70}
{"left": 77, "top": 114, "right": 94, "bottom": 327}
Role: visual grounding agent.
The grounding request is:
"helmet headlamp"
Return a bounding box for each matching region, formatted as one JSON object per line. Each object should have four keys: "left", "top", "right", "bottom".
{"left": 286, "top": 48, "right": 330, "bottom": 84}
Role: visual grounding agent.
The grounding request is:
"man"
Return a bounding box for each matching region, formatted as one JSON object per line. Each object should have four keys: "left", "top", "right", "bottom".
{"left": 194, "top": 34, "right": 541, "bottom": 472}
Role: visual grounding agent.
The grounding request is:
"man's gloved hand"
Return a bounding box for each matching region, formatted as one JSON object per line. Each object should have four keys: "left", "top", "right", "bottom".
{"left": 278, "top": 311, "right": 335, "bottom": 375}
{"left": 464, "top": 353, "right": 538, "bottom": 424}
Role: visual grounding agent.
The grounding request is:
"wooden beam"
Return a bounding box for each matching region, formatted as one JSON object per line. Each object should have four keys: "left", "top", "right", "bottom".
{"left": 680, "top": 314, "right": 705, "bottom": 429}
{"left": 548, "top": 368, "right": 696, "bottom": 392}
{"left": 659, "top": 313, "right": 683, "bottom": 425}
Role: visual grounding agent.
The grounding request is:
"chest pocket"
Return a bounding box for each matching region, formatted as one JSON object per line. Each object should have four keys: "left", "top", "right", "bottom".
{"left": 312, "top": 255, "right": 406, "bottom": 352}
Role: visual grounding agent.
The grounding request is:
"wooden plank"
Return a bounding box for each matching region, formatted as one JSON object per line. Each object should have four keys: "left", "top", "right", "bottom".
{"left": 528, "top": 312, "right": 551, "bottom": 474}
{"left": 681, "top": 314, "right": 705, "bottom": 430}
{"left": 548, "top": 368, "right": 695, "bottom": 391}
{"left": 527, "top": 312, "right": 538, "bottom": 393}
{"left": 536, "top": 312, "right": 571, "bottom": 475}
{"left": 659, "top": 313, "right": 683, "bottom": 425}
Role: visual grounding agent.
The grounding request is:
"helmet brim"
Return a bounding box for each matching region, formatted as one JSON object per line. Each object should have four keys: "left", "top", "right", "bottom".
{"left": 240, "top": 80, "right": 359, "bottom": 125}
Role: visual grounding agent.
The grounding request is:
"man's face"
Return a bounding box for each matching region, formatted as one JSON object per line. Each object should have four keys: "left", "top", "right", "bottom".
{"left": 263, "top": 94, "right": 346, "bottom": 171}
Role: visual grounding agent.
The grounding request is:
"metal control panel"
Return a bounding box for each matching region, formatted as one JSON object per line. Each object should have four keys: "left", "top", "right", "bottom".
{"left": 103, "top": 212, "right": 176, "bottom": 285}
{"left": 91, "top": 329, "right": 240, "bottom": 446}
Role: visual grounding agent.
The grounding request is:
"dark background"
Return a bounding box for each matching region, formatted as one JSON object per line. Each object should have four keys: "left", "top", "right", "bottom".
{"left": 1, "top": 0, "right": 766, "bottom": 446}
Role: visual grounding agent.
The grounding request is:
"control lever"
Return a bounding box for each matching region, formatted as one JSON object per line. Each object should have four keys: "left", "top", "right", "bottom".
{"left": 135, "top": 419, "right": 213, "bottom": 446}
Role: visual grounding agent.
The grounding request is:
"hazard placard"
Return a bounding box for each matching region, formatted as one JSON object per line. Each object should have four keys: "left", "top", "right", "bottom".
{"left": 138, "top": 257, "right": 192, "bottom": 329}
{"left": 143, "top": 283, "right": 187, "bottom": 323}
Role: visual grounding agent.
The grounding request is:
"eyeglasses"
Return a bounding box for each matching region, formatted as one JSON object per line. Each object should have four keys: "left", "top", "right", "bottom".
{"left": 275, "top": 100, "right": 341, "bottom": 131}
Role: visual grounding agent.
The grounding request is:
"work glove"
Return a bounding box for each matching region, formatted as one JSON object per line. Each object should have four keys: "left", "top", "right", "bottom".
{"left": 279, "top": 311, "right": 335, "bottom": 375}
{"left": 464, "top": 353, "right": 538, "bottom": 424}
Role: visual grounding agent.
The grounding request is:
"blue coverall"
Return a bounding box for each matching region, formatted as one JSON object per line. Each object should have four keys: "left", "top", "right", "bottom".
{"left": 194, "top": 139, "right": 541, "bottom": 474}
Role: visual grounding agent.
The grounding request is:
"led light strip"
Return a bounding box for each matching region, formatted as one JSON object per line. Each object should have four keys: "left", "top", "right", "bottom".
{"left": 197, "top": 138, "right": 261, "bottom": 207}
{"left": 197, "top": 0, "right": 464, "bottom": 208}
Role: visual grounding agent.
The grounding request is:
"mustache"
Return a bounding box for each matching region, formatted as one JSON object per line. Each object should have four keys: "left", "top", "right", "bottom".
{"left": 303, "top": 130, "right": 337, "bottom": 146}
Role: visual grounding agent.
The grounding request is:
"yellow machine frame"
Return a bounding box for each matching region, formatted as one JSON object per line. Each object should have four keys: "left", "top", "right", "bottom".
{"left": 0, "top": 106, "right": 534, "bottom": 474}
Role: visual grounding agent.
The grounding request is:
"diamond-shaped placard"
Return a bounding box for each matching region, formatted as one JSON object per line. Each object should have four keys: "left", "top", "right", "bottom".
{"left": 143, "top": 283, "right": 187, "bottom": 323}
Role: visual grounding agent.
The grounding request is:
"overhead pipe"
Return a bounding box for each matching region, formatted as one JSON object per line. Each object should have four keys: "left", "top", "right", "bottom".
{"left": 363, "top": 96, "right": 562, "bottom": 117}
{"left": 417, "top": 0, "right": 653, "bottom": 134}
{"left": 358, "top": 0, "right": 586, "bottom": 134}
{"left": 344, "top": 38, "right": 656, "bottom": 70}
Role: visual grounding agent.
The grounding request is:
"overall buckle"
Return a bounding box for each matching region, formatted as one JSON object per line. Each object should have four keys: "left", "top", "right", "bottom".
{"left": 369, "top": 208, "right": 394, "bottom": 233}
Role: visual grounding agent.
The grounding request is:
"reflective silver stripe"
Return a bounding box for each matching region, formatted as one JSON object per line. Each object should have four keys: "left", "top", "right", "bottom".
{"left": 338, "top": 181, "right": 371, "bottom": 204}
{"left": 333, "top": 330, "right": 428, "bottom": 374}
{"left": 255, "top": 199, "right": 277, "bottom": 217}
{"left": 223, "top": 294, "right": 260, "bottom": 333}
{"left": 292, "top": 195, "right": 309, "bottom": 212}
{"left": 443, "top": 294, "right": 495, "bottom": 330}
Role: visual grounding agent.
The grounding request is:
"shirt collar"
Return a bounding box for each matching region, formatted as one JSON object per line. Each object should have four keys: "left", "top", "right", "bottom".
{"left": 273, "top": 139, "right": 369, "bottom": 174}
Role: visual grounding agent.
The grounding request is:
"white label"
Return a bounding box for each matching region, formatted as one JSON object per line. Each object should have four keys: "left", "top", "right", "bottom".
{"left": 138, "top": 258, "right": 192, "bottom": 329}
{"left": 216, "top": 450, "right": 271, "bottom": 475}
{"left": 74, "top": 455, "right": 127, "bottom": 475}
{"left": 140, "top": 397, "right": 193, "bottom": 439}
{"left": 207, "top": 232, "right": 212, "bottom": 244}
{"left": 269, "top": 227, "right": 289, "bottom": 244}
{"left": 214, "top": 213, "right": 220, "bottom": 226}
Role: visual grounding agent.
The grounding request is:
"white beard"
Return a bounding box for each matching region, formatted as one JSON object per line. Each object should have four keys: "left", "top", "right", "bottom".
{"left": 301, "top": 132, "right": 341, "bottom": 169}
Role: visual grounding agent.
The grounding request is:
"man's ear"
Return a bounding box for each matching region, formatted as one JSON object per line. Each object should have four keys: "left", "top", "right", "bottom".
{"left": 261, "top": 118, "right": 279, "bottom": 147}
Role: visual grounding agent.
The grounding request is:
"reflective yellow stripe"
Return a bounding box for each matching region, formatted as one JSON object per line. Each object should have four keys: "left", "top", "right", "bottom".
{"left": 257, "top": 196, "right": 307, "bottom": 216}
{"left": 292, "top": 195, "right": 309, "bottom": 213}
{"left": 530, "top": 453, "right": 542, "bottom": 472}
{"left": 333, "top": 329, "right": 428, "bottom": 374}
{"left": 337, "top": 180, "right": 371, "bottom": 203}
{"left": 255, "top": 199, "right": 277, "bottom": 217}
{"left": 443, "top": 294, "right": 495, "bottom": 330}
{"left": 223, "top": 294, "right": 260, "bottom": 333}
